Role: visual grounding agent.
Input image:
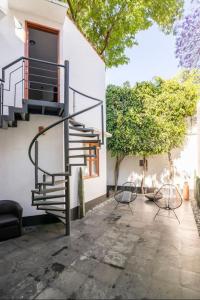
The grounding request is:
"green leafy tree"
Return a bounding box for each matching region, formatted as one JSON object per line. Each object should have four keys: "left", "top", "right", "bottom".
{"left": 107, "top": 76, "right": 199, "bottom": 191}
{"left": 62, "top": 0, "right": 184, "bottom": 67}
{"left": 106, "top": 84, "right": 168, "bottom": 192}
{"left": 129, "top": 82, "right": 170, "bottom": 192}
{"left": 130, "top": 76, "right": 199, "bottom": 182}
{"left": 149, "top": 76, "right": 199, "bottom": 180}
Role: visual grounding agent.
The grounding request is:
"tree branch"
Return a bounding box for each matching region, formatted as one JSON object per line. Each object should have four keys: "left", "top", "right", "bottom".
{"left": 99, "top": 4, "right": 126, "bottom": 56}
{"left": 99, "top": 25, "right": 114, "bottom": 55}
{"left": 67, "top": 0, "right": 76, "bottom": 21}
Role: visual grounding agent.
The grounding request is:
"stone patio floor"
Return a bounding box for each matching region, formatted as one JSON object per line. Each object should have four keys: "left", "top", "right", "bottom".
{"left": 1, "top": 195, "right": 200, "bottom": 299}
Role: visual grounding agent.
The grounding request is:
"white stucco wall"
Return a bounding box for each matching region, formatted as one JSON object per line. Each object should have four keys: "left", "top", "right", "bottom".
{"left": 0, "top": 0, "right": 106, "bottom": 216}
{"left": 0, "top": 115, "right": 63, "bottom": 216}
{"left": 107, "top": 116, "right": 198, "bottom": 194}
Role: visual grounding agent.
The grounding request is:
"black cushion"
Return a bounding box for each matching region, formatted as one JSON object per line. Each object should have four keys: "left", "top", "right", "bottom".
{"left": 0, "top": 214, "right": 19, "bottom": 228}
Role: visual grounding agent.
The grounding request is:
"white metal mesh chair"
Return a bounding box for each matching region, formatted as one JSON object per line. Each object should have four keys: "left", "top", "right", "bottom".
{"left": 114, "top": 182, "right": 137, "bottom": 215}
{"left": 153, "top": 183, "right": 183, "bottom": 223}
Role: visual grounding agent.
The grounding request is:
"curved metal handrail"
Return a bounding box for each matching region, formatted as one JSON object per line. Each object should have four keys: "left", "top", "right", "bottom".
{"left": 69, "top": 86, "right": 102, "bottom": 103}
{"left": 28, "top": 100, "right": 103, "bottom": 176}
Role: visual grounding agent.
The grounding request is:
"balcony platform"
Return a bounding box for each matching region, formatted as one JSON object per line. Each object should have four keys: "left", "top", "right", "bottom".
{"left": 24, "top": 99, "right": 64, "bottom": 116}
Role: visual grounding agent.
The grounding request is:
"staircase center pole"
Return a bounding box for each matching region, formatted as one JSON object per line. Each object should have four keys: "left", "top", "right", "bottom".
{"left": 64, "top": 60, "right": 70, "bottom": 236}
{"left": 0, "top": 82, "right": 3, "bottom": 128}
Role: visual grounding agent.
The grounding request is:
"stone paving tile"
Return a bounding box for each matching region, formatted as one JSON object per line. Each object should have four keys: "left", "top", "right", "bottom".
{"left": 51, "top": 267, "right": 87, "bottom": 299}
{"left": 74, "top": 277, "right": 111, "bottom": 299}
{"left": 111, "top": 239, "right": 135, "bottom": 255}
{"left": 70, "top": 255, "right": 98, "bottom": 276}
{"left": 1, "top": 195, "right": 200, "bottom": 299}
{"left": 181, "top": 286, "right": 200, "bottom": 299}
{"left": 181, "top": 245, "right": 200, "bottom": 257}
{"left": 180, "top": 254, "right": 200, "bottom": 274}
{"left": 132, "top": 242, "right": 157, "bottom": 260}
{"left": 108, "top": 271, "right": 151, "bottom": 299}
{"left": 148, "top": 279, "right": 182, "bottom": 299}
{"left": 35, "top": 287, "right": 66, "bottom": 300}
{"left": 91, "top": 262, "right": 122, "bottom": 287}
{"left": 180, "top": 269, "right": 200, "bottom": 291}
{"left": 126, "top": 255, "right": 154, "bottom": 276}
{"left": 95, "top": 233, "right": 116, "bottom": 248}
{"left": 181, "top": 236, "right": 200, "bottom": 248}
{"left": 103, "top": 250, "right": 127, "bottom": 269}
{"left": 152, "top": 263, "right": 181, "bottom": 285}
{"left": 84, "top": 244, "right": 109, "bottom": 261}
{"left": 155, "top": 252, "right": 182, "bottom": 269}
{"left": 0, "top": 240, "right": 19, "bottom": 258}
{"left": 8, "top": 276, "right": 46, "bottom": 300}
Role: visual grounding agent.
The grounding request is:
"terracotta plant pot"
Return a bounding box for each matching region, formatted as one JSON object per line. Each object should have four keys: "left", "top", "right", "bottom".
{"left": 183, "top": 181, "right": 189, "bottom": 201}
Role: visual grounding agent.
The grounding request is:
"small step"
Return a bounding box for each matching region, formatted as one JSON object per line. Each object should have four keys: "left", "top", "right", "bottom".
{"left": 38, "top": 205, "right": 66, "bottom": 211}
{"left": 33, "top": 194, "right": 66, "bottom": 201}
{"left": 69, "top": 126, "right": 94, "bottom": 133}
{"left": 69, "top": 133, "right": 98, "bottom": 138}
{"left": 69, "top": 139, "right": 100, "bottom": 144}
{"left": 54, "top": 179, "right": 68, "bottom": 185}
{"left": 32, "top": 187, "right": 66, "bottom": 195}
{"left": 46, "top": 210, "right": 66, "bottom": 219}
{"left": 69, "top": 154, "right": 96, "bottom": 158}
{"left": 38, "top": 179, "right": 68, "bottom": 187}
{"left": 69, "top": 118, "right": 85, "bottom": 127}
{"left": 58, "top": 217, "right": 66, "bottom": 224}
{"left": 69, "top": 146, "right": 96, "bottom": 151}
{"left": 70, "top": 162, "right": 87, "bottom": 167}
{"left": 51, "top": 172, "right": 69, "bottom": 176}
{"left": 33, "top": 201, "right": 66, "bottom": 206}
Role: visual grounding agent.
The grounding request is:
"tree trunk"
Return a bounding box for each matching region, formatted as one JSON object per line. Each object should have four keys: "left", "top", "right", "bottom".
{"left": 168, "top": 151, "right": 174, "bottom": 182}
{"left": 140, "top": 155, "right": 147, "bottom": 194}
{"left": 114, "top": 155, "right": 125, "bottom": 192}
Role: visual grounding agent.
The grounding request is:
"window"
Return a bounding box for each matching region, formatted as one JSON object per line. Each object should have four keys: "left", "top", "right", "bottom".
{"left": 83, "top": 143, "right": 99, "bottom": 179}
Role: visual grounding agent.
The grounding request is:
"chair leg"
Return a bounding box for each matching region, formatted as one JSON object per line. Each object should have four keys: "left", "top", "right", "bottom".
{"left": 114, "top": 202, "right": 120, "bottom": 210}
{"left": 172, "top": 209, "right": 180, "bottom": 224}
{"left": 154, "top": 208, "right": 160, "bottom": 221}
{"left": 128, "top": 203, "right": 134, "bottom": 215}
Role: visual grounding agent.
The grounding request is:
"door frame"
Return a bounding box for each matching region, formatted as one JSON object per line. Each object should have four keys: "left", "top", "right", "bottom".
{"left": 24, "top": 21, "right": 60, "bottom": 102}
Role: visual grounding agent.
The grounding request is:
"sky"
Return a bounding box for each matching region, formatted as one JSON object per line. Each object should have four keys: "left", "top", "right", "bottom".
{"left": 106, "top": 0, "right": 193, "bottom": 87}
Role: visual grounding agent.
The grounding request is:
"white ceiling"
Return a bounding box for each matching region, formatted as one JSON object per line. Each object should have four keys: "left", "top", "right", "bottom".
{"left": 8, "top": 0, "right": 68, "bottom": 24}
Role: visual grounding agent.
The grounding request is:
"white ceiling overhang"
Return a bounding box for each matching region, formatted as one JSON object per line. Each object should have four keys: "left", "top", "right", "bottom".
{"left": 8, "top": 0, "right": 68, "bottom": 24}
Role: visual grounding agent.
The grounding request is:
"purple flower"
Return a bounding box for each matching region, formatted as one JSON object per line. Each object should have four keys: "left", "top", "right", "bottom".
{"left": 175, "top": 6, "right": 200, "bottom": 68}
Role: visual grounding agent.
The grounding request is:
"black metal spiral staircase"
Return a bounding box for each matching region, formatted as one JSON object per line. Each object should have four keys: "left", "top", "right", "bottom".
{"left": 0, "top": 57, "right": 104, "bottom": 236}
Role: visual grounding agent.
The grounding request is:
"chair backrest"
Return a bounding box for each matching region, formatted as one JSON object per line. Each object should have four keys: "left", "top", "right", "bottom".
{"left": 122, "top": 182, "right": 137, "bottom": 193}
{"left": 153, "top": 184, "right": 183, "bottom": 209}
{"left": 114, "top": 182, "right": 137, "bottom": 203}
